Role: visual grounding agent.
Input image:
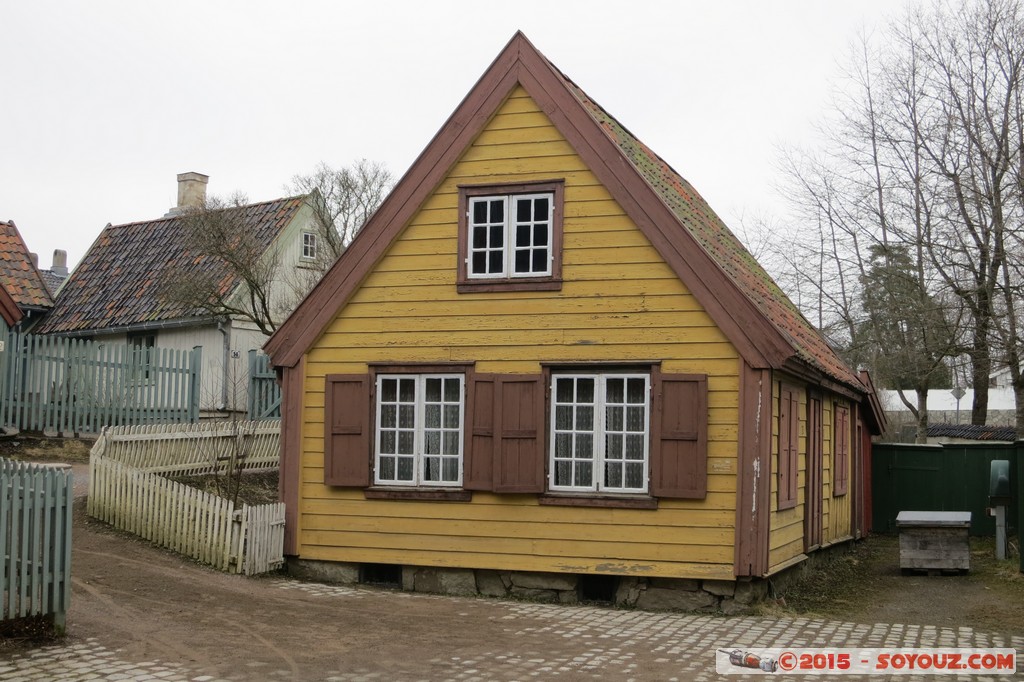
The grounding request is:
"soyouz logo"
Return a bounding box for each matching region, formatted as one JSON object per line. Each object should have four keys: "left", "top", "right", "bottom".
{"left": 715, "top": 648, "right": 1016, "bottom": 675}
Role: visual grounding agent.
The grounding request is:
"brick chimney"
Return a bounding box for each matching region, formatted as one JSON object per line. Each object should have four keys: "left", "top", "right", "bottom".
{"left": 166, "top": 172, "right": 209, "bottom": 216}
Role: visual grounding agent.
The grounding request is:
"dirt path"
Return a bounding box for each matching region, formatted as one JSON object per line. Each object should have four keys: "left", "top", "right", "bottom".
{"left": 70, "top": 504, "right": 554, "bottom": 679}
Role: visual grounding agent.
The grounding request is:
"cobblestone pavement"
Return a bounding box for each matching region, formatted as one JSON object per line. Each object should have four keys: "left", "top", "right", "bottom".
{"left": 3, "top": 577, "right": 1022, "bottom": 681}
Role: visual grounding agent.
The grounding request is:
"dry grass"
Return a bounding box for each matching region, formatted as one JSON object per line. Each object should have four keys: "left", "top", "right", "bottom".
{"left": 761, "top": 534, "right": 1024, "bottom": 636}
{"left": 168, "top": 470, "right": 280, "bottom": 507}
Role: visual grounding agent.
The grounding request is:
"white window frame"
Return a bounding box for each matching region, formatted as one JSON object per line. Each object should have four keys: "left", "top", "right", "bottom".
{"left": 548, "top": 373, "right": 651, "bottom": 494}
{"left": 467, "top": 192, "right": 553, "bottom": 280}
{"left": 301, "top": 231, "right": 318, "bottom": 261}
{"left": 374, "top": 374, "right": 464, "bottom": 487}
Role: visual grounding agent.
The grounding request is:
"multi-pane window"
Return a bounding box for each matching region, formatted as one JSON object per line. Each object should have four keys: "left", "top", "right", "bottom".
{"left": 550, "top": 374, "right": 650, "bottom": 493}
{"left": 301, "top": 231, "right": 317, "bottom": 260}
{"left": 375, "top": 374, "right": 464, "bottom": 487}
{"left": 468, "top": 193, "right": 552, "bottom": 279}
{"left": 128, "top": 332, "right": 156, "bottom": 381}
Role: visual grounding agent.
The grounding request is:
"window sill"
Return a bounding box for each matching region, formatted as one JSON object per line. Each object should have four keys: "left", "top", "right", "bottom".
{"left": 457, "top": 278, "right": 562, "bottom": 294}
{"left": 538, "top": 494, "right": 658, "bottom": 510}
{"left": 364, "top": 488, "right": 472, "bottom": 502}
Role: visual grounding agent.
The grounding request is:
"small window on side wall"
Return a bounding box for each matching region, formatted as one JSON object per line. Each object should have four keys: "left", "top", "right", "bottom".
{"left": 301, "top": 231, "right": 318, "bottom": 261}
{"left": 457, "top": 181, "right": 564, "bottom": 293}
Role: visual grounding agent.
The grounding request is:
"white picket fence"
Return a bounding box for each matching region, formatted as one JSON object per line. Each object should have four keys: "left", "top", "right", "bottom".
{"left": 87, "top": 421, "right": 284, "bottom": 576}
{"left": 1, "top": 459, "right": 73, "bottom": 634}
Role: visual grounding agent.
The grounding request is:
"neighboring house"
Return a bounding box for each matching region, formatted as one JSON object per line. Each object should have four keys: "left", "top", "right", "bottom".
{"left": 35, "top": 172, "right": 320, "bottom": 414}
{"left": 265, "top": 33, "right": 886, "bottom": 608}
{"left": 0, "top": 220, "right": 55, "bottom": 330}
{"left": 38, "top": 249, "right": 69, "bottom": 298}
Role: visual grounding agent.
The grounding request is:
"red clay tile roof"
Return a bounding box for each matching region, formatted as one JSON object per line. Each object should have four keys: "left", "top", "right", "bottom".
{"left": 559, "top": 75, "right": 861, "bottom": 388}
{"left": 36, "top": 197, "right": 305, "bottom": 334}
{"left": 0, "top": 220, "right": 54, "bottom": 310}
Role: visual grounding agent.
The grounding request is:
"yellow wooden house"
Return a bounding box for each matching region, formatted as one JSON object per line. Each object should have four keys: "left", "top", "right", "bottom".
{"left": 265, "top": 33, "right": 885, "bottom": 610}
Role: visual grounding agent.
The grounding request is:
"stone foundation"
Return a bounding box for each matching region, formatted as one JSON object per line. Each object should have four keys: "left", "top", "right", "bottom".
{"left": 287, "top": 558, "right": 775, "bottom": 614}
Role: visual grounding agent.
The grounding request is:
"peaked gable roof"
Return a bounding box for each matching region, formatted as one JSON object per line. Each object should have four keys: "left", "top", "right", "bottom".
{"left": 266, "top": 32, "right": 863, "bottom": 393}
{"left": 0, "top": 220, "right": 54, "bottom": 311}
{"left": 36, "top": 196, "right": 306, "bottom": 335}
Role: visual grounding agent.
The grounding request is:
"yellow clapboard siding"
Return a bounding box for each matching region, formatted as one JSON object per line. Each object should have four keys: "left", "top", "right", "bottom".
{"left": 449, "top": 155, "right": 589, "bottom": 178}
{"left": 435, "top": 169, "right": 602, "bottom": 195}
{"left": 294, "top": 85, "right": 743, "bottom": 579}
{"left": 492, "top": 92, "right": 544, "bottom": 113}
{"left": 297, "top": 545, "right": 735, "bottom": 580}
{"left": 340, "top": 294, "right": 709, "bottom": 319}
{"left": 323, "top": 324, "right": 731, "bottom": 348}
{"left": 485, "top": 110, "right": 562, "bottom": 131}
{"left": 349, "top": 279, "right": 702, "bottom": 303}
{"left": 302, "top": 530, "right": 733, "bottom": 565}
{"left": 474, "top": 125, "right": 566, "bottom": 146}
{"left": 299, "top": 495, "right": 737, "bottom": 525}
{"left": 768, "top": 541, "right": 805, "bottom": 572}
{"left": 562, "top": 246, "right": 667, "bottom": 266}
{"left": 302, "top": 514, "right": 733, "bottom": 546}
{"left": 459, "top": 139, "right": 579, "bottom": 162}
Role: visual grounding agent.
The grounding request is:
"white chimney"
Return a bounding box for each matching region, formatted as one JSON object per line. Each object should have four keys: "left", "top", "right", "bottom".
{"left": 166, "top": 172, "right": 209, "bottom": 216}
{"left": 177, "top": 171, "right": 209, "bottom": 208}
{"left": 51, "top": 250, "right": 68, "bottom": 277}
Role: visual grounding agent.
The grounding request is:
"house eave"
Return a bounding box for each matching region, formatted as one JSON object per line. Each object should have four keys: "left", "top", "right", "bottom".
{"left": 41, "top": 315, "right": 223, "bottom": 338}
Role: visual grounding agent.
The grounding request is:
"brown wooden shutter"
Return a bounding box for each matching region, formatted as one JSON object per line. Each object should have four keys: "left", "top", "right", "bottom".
{"left": 834, "top": 404, "right": 849, "bottom": 496}
{"left": 650, "top": 372, "right": 708, "bottom": 499}
{"left": 778, "top": 384, "right": 799, "bottom": 510}
{"left": 465, "top": 374, "right": 496, "bottom": 491}
{"left": 493, "top": 374, "right": 546, "bottom": 493}
{"left": 323, "top": 374, "right": 371, "bottom": 487}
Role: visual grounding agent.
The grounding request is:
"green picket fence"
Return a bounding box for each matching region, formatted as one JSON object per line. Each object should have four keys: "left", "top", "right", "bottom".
{"left": 247, "top": 350, "right": 280, "bottom": 420}
{"left": 1, "top": 458, "right": 73, "bottom": 635}
{"left": 0, "top": 332, "right": 202, "bottom": 434}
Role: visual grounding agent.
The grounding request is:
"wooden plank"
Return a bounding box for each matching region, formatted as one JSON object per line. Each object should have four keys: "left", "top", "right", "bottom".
{"left": 300, "top": 545, "right": 734, "bottom": 580}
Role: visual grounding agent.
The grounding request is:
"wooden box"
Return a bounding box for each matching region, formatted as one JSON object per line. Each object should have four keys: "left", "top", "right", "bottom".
{"left": 896, "top": 511, "right": 971, "bottom": 572}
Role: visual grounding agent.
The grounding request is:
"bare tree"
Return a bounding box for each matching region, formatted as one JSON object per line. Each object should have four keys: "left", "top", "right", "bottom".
{"left": 160, "top": 192, "right": 286, "bottom": 336}
{"left": 161, "top": 160, "right": 393, "bottom": 338}
{"left": 287, "top": 159, "right": 394, "bottom": 265}
{"left": 769, "top": 22, "right": 967, "bottom": 441}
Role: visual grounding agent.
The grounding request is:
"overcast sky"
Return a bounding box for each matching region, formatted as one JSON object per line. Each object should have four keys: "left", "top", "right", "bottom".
{"left": 2, "top": 1, "right": 909, "bottom": 272}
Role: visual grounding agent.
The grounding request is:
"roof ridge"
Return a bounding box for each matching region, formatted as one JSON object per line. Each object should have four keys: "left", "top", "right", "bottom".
{"left": 105, "top": 194, "right": 308, "bottom": 230}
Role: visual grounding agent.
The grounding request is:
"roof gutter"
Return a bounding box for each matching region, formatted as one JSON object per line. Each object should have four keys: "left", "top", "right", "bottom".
{"left": 41, "top": 315, "right": 222, "bottom": 338}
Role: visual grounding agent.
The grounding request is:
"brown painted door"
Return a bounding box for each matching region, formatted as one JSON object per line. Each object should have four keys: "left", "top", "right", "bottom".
{"left": 805, "top": 396, "right": 823, "bottom": 550}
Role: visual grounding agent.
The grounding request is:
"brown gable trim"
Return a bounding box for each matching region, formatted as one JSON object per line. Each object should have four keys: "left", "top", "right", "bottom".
{"left": 0, "top": 284, "right": 23, "bottom": 327}
{"left": 266, "top": 32, "right": 805, "bottom": 378}
{"left": 265, "top": 38, "right": 526, "bottom": 367}
{"left": 858, "top": 370, "right": 887, "bottom": 435}
{"left": 734, "top": 361, "right": 771, "bottom": 577}
{"left": 279, "top": 356, "right": 304, "bottom": 556}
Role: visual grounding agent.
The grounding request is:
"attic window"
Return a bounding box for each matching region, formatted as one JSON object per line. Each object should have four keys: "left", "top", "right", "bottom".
{"left": 301, "top": 231, "right": 318, "bottom": 261}
{"left": 457, "top": 181, "right": 563, "bottom": 293}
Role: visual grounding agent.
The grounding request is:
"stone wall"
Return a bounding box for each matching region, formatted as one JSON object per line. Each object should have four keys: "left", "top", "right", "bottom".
{"left": 286, "top": 559, "right": 770, "bottom": 614}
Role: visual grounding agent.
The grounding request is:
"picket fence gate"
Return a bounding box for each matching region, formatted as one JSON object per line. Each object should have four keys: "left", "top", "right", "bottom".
{"left": 88, "top": 422, "right": 284, "bottom": 576}
{"left": 247, "top": 350, "right": 280, "bottom": 420}
{"left": 1, "top": 459, "right": 73, "bottom": 633}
